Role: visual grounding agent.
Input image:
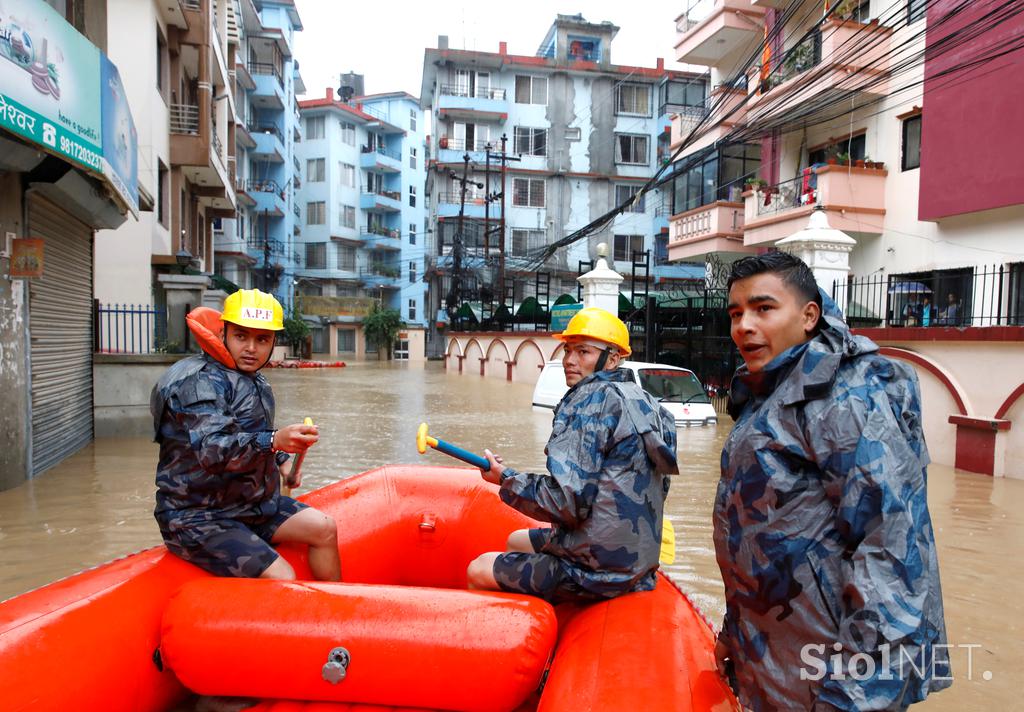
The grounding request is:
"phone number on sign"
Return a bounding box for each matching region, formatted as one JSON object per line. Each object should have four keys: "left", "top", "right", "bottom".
{"left": 60, "top": 135, "right": 102, "bottom": 171}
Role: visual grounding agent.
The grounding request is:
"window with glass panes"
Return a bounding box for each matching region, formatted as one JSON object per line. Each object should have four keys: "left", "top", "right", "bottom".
{"left": 808, "top": 134, "right": 866, "bottom": 165}
{"left": 907, "top": 0, "right": 926, "bottom": 24}
{"left": 671, "top": 143, "right": 761, "bottom": 213}
{"left": 339, "top": 162, "right": 355, "bottom": 187}
{"left": 408, "top": 299, "right": 417, "bottom": 321}
{"left": 902, "top": 115, "right": 922, "bottom": 171}
{"left": 613, "top": 235, "right": 644, "bottom": 262}
{"left": 307, "top": 201, "right": 326, "bottom": 224}
{"left": 514, "top": 75, "right": 547, "bottom": 105}
{"left": 409, "top": 223, "right": 416, "bottom": 245}
{"left": 616, "top": 83, "right": 651, "bottom": 116}
{"left": 341, "top": 122, "right": 355, "bottom": 146}
{"left": 305, "top": 242, "right": 326, "bottom": 268}
{"left": 410, "top": 109, "right": 417, "bottom": 132}
{"left": 614, "top": 134, "right": 648, "bottom": 164}
{"left": 340, "top": 205, "right": 355, "bottom": 229}
{"left": 514, "top": 127, "right": 547, "bottom": 156}
{"left": 409, "top": 261, "right": 417, "bottom": 283}
{"left": 512, "top": 178, "right": 545, "bottom": 207}
{"left": 409, "top": 147, "right": 417, "bottom": 169}
{"left": 409, "top": 185, "right": 416, "bottom": 207}
{"left": 615, "top": 184, "right": 646, "bottom": 213}
{"left": 511, "top": 229, "right": 544, "bottom": 257}
{"left": 660, "top": 78, "right": 707, "bottom": 113}
{"left": 307, "top": 158, "right": 325, "bottom": 182}
{"left": 306, "top": 115, "right": 325, "bottom": 139}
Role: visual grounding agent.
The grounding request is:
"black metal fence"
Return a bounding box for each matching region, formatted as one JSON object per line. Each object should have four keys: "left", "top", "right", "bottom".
{"left": 833, "top": 263, "right": 1024, "bottom": 328}
{"left": 94, "top": 302, "right": 168, "bottom": 354}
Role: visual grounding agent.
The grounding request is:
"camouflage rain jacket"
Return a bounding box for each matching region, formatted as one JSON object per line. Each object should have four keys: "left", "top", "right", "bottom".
{"left": 715, "top": 304, "right": 950, "bottom": 711}
{"left": 152, "top": 354, "right": 286, "bottom": 529}
{"left": 498, "top": 368, "right": 679, "bottom": 598}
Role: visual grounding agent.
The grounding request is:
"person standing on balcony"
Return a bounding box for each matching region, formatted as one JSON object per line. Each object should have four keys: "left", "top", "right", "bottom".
{"left": 151, "top": 289, "right": 341, "bottom": 582}
{"left": 715, "top": 252, "right": 950, "bottom": 710}
{"left": 940, "top": 292, "right": 960, "bottom": 326}
{"left": 466, "top": 307, "right": 678, "bottom": 602}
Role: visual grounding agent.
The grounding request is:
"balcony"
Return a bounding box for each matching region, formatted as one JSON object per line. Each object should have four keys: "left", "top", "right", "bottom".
{"left": 360, "top": 267, "right": 401, "bottom": 289}
{"left": 250, "top": 124, "right": 285, "bottom": 163}
{"left": 668, "top": 201, "right": 751, "bottom": 261}
{"left": 436, "top": 191, "right": 489, "bottom": 219}
{"left": 742, "top": 163, "right": 888, "bottom": 246}
{"left": 298, "top": 295, "right": 377, "bottom": 320}
{"left": 234, "top": 178, "right": 257, "bottom": 208}
{"left": 436, "top": 137, "right": 493, "bottom": 164}
{"left": 235, "top": 119, "right": 256, "bottom": 149}
{"left": 675, "top": 0, "right": 766, "bottom": 67}
{"left": 234, "top": 58, "right": 256, "bottom": 92}
{"left": 361, "top": 225, "right": 402, "bottom": 251}
{"left": 360, "top": 188, "right": 403, "bottom": 213}
{"left": 746, "top": 19, "right": 892, "bottom": 122}
{"left": 671, "top": 88, "right": 746, "bottom": 156}
{"left": 436, "top": 84, "right": 509, "bottom": 123}
{"left": 247, "top": 179, "right": 287, "bottom": 218}
{"left": 360, "top": 146, "right": 402, "bottom": 173}
{"left": 170, "top": 103, "right": 199, "bottom": 135}
{"left": 249, "top": 62, "right": 285, "bottom": 110}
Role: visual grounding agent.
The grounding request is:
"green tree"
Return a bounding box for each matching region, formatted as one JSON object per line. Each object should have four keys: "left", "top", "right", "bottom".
{"left": 281, "top": 308, "right": 311, "bottom": 357}
{"left": 363, "top": 303, "right": 403, "bottom": 360}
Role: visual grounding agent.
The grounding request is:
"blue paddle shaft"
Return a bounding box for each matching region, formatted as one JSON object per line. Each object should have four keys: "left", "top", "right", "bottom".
{"left": 433, "top": 438, "right": 490, "bottom": 471}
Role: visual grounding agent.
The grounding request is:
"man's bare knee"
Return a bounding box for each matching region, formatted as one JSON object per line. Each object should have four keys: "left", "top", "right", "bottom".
{"left": 259, "top": 555, "right": 296, "bottom": 580}
{"left": 313, "top": 512, "right": 338, "bottom": 547}
{"left": 506, "top": 529, "right": 534, "bottom": 553}
{"left": 467, "top": 553, "right": 500, "bottom": 590}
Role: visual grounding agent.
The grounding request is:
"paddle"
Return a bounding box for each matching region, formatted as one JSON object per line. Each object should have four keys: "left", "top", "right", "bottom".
{"left": 281, "top": 417, "right": 314, "bottom": 497}
{"left": 415, "top": 422, "right": 677, "bottom": 566}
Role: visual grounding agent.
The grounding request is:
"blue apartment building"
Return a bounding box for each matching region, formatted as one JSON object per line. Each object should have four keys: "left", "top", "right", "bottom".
{"left": 420, "top": 14, "right": 708, "bottom": 336}
{"left": 294, "top": 83, "right": 427, "bottom": 360}
{"left": 216, "top": 0, "right": 304, "bottom": 311}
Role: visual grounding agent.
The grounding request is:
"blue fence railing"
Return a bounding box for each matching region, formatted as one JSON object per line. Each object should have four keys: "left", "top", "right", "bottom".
{"left": 93, "top": 301, "right": 168, "bottom": 354}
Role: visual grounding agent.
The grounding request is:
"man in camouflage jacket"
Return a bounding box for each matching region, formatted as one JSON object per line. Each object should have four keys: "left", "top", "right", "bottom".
{"left": 716, "top": 253, "right": 950, "bottom": 711}
{"left": 469, "top": 308, "right": 679, "bottom": 602}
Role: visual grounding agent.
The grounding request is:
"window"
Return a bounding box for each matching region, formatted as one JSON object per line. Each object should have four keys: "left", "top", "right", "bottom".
{"left": 808, "top": 133, "right": 866, "bottom": 165}
{"left": 156, "top": 27, "right": 168, "bottom": 99}
{"left": 409, "top": 223, "right": 416, "bottom": 245}
{"left": 514, "top": 127, "right": 547, "bottom": 156}
{"left": 410, "top": 109, "right": 417, "bottom": 132}
{"left": 409, "top": 261, "right": 417, "bottom": 283}
{"left": 902, "top": 114, "right": 922, "bottom": 171}
{"left": 339, "top": 162, "right": 355, "bottom": 188}
{"left": 305, "top": 242, "right": 326, "bottom": 269}
{"left": 337, "top": 245, "right": 356, "bottom": 271}
{"left": 671, "top": 143, "right": 761, "bottom": 213}
{"left": 615, "top": 134, "right": 649, "bottom": 165}
{"left": 307, "top": 158, "right": 325, "bottom": 182}
{"left": 408, "top": 299, "right": 417, "bottom": 321}
{"left": 341, "top": 121, "right": 356, "bottom": 146}
{"left": 338, "top": 329, "right": 355, "bottom": 352}
{"left": 615, "top": 185, "right": 646, "bottom": 213}
{"left": 453, "top": 121, "right": 490, "bottom": 151}
{"left": 613, "top": 235, "right": 644, "bottom": 262}
{"left": 616, "top": 83, "right": 651, "bottom": 116}
{"left": 409, "top": 185, "right": 416, "bottom": 207}
{"left": 340, "top": 205, "right": 355, "bottom": 229}
{"left": 157, "top": 160, "right": 168, "bottom": 226}
{"left": 306, "top": 115, "right": 325, "bottom": 140}
{"left": 514, "top": 75, "right": 547, "bottom": 105}
{"left": 660, "top": 79, "right": 706, "bottom": 111}
{"left": 409, "top": 147, "right": 417, "bottom": 169}
{"left": 512, "top": 178, "right": 545, "bottom": 208}
{"left": 306, "top": 201, "right": 326, "bottom": 225}
{"left": 908, "top": 0, "right": 926, "bottom": 24}
{"left": 565, "top": 127, "right": 581, "bottom": 141}
{"left": 511, "top": 228, "right": 545, "bottom": 257}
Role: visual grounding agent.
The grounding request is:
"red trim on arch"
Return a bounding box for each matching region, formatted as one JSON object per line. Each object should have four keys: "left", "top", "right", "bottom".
{"left": 995, "top": 382, "right": 1024, "bottom": 420}
{"left": 878, "top": 347, "right": 967, "bottom": 415}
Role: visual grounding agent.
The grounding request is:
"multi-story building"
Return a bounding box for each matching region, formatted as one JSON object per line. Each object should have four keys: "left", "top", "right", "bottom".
{"left": 667, "top": 0, "right": 1024, "bottom": 476}
{"left": 420, "top": 14, "right": 707, "bottom": 339}
{"left": 214, "top": 0, "right": 304, "bottom": 312}
{"left": 1, "top": 0, "right": 137, "bottom": 485}
{"left": 294, "top": 81, "right": 427, "bottom": 360}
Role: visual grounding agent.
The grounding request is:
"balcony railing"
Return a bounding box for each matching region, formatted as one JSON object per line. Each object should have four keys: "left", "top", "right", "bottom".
{"left": 248, "top": 61, "right": 283, "bottom": 88}
{"left": 182, "top": 0, "right": 200, "bottom": 9}
{"left": 437, "top": 191, "right": 488, "bottom": 204}
{"left": 249, "top": 123, "right": 284, "bottom": 143}
{"left": 211, "top": 130, "right": 224, "bottom": 161}
{"left": 361, "top": 145, "right": 401, "bottom": 161}
{"left": 366, "top": 225, "right": 400, "bottom": 238}
{"left": 832, "top": 264, "right": 1024, "bottom": 329}
{"left": 751, "top": 175, "right": 817, "bottom": 219}
{"left": 298, "top": 295, "right": 377, "bottom": 319}
{"left": 246, "top": 179, "right": 285, "bottom": 199}
{"left": 246, "top": 237, "right": 286, "bottom": 256}
{"left": 170, "top": 103, "right": 199, "bottom": 135}
{"left": 360, "top": 266, "right": 401, "bottom": 280}
{"left": 438, "top": 137, "right": 491, "bottom": 152}
{"left": 439, "top": 85, "right": 506, "bottom": 100}
{"left": 362, "top": 187, "right": 402, "bottom": 201}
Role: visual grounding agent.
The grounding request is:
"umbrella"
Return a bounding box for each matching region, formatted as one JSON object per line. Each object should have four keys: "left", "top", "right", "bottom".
{"left": 888, "top": 281, "right": 932, "bottom": 295}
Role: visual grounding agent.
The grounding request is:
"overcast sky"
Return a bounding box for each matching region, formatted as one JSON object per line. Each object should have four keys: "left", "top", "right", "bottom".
{"left": 292, "top": 0, "right": 687, "bottom": 102}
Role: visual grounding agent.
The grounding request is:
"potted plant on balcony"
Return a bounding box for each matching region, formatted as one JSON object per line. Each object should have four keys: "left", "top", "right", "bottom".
{"left": 744, "top": 177, "right": 768, "bottom": 192}
{"left": 834, "top": 0, "right": 859, "bottom": 20}
{"left": 835, "top": 151, "right": 852, "bottom": 166}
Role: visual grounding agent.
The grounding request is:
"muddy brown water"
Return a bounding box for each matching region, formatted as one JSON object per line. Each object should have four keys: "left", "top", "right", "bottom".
{"left": 1, "top": 362, "right": 1020, "bottom": 708}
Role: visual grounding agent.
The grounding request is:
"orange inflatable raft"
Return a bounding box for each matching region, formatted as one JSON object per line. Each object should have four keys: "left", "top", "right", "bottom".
{"left": 0, "top": 466, "right": 737, "bottom": 712}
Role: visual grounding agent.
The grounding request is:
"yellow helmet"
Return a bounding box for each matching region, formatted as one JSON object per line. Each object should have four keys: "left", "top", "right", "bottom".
{"left": 221, "top": 289, "right": 284, "bottom": 331}
{"left": 554, "top": 306, "right": 631, "bottom": 356}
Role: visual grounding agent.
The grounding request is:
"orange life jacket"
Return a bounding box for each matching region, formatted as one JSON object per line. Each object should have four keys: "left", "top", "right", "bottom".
{"left": 185, "top": 307, "right": 236, "bottom": 370}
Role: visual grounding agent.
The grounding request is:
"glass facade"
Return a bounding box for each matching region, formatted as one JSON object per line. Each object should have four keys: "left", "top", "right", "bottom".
{"left": 671, "top": 143, "right": 760, "bottom": 214}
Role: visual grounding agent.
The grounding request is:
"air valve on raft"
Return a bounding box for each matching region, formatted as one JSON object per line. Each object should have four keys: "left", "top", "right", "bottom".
{"left": 322, "top": 646, "right": 351, "bottom": 684}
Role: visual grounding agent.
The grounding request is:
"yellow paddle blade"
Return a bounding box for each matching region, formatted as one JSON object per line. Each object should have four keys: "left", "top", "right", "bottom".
{"left": 659, "top": 516, "right": 676, "bottom": 566}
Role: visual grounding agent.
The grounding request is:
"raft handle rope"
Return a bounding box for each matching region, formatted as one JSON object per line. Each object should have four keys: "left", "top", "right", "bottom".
{"left": 322, "top": 646, "right": 351, "bottom": 684}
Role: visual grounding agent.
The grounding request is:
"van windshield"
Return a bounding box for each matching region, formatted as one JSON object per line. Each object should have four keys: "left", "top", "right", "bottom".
{"left": 637, "top": 369, "right": 709, "bottom": 404}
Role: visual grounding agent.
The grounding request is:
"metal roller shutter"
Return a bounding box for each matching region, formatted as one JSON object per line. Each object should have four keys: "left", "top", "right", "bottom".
{"left": 27, "top": 194, "right": 94, "bottom": 476}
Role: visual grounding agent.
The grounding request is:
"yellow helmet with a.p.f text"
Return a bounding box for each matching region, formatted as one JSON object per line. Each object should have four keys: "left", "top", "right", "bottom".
{"left": 220, "top": 289, "right": 284, "bottom": 331}
{"left": 554, "top": 306, "right": 631, "bottom": 356}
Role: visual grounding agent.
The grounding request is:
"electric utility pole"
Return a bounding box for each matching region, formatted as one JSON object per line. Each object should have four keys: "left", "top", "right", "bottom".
{"left": 485, "top": 134, "right": 519, "bottom": 305}
{"left": 446, "top": 153, "right": 483, "bottom": 316}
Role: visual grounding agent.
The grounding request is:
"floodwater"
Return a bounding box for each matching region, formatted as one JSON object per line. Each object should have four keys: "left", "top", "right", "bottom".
{"left": 1, "top": 361, "right": 1021, "bottom": 709}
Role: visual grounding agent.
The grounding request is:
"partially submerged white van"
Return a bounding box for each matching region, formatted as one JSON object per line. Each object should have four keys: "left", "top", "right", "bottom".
{"left": 531, "top": 360, "right": 718, "bottom": 427}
